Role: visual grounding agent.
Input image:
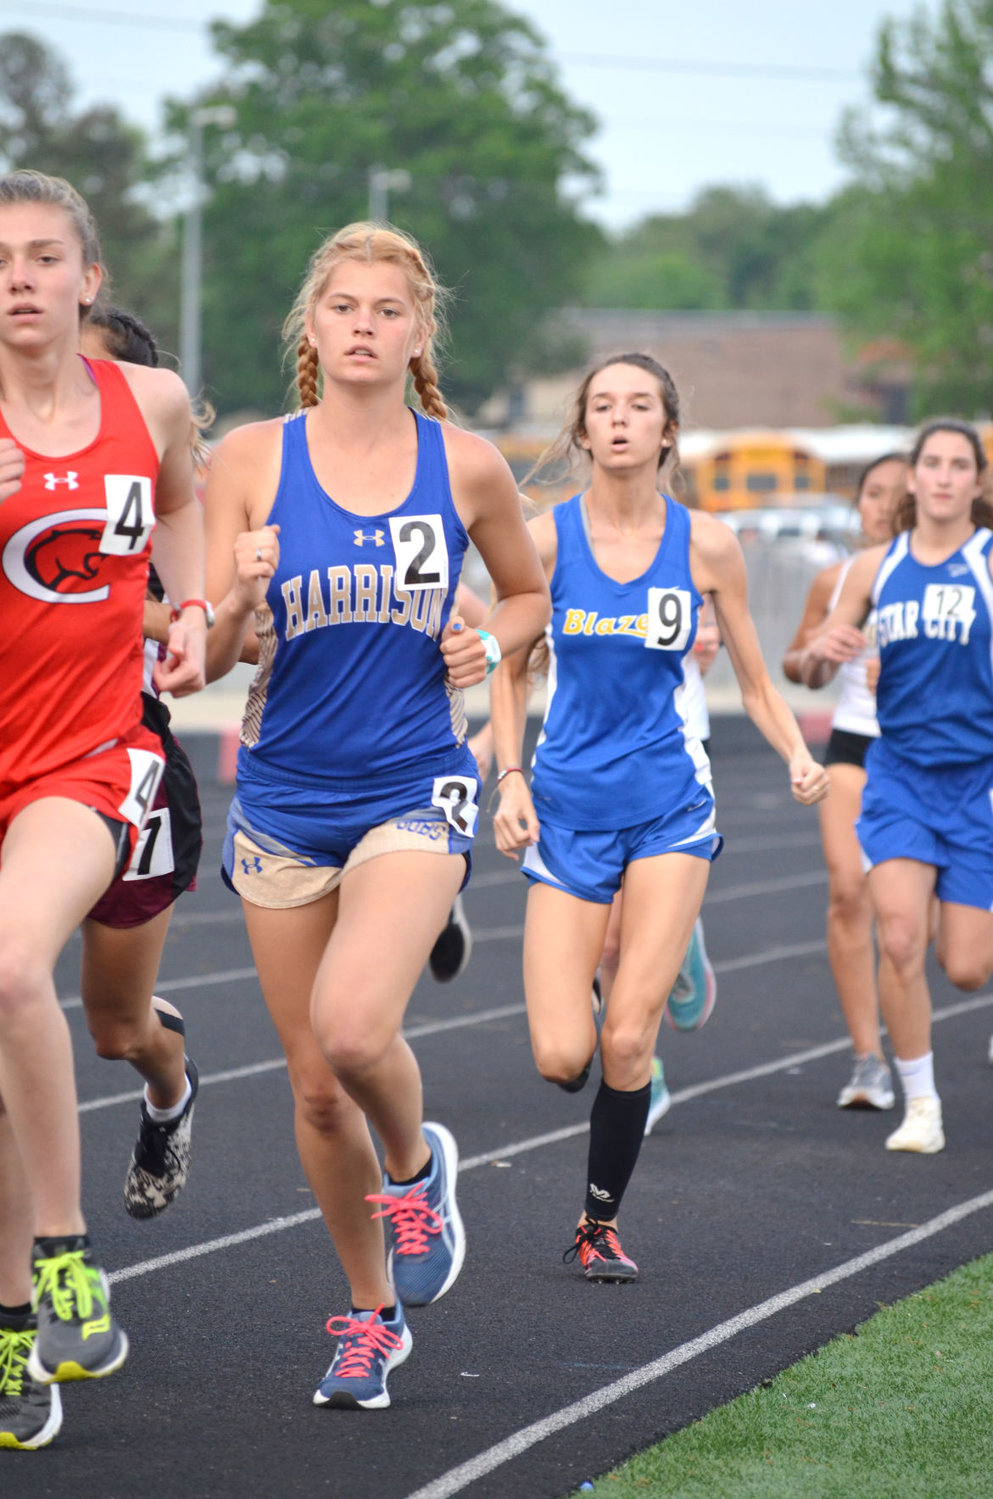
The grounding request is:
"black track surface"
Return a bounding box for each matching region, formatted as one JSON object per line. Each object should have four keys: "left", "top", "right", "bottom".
{"left": 9, "top": 721, "right": 993, "bottom": 1498}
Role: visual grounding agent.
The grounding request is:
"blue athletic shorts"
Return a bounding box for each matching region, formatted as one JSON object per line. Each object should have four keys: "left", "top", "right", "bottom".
{"left": 522, "top": 797, "right": 722, "bottom": 906}
{"left": 223, "top": 753, "right": 477, "bottom": 909}
{"left": 857, "top": 739, "right": 993, "bottom": 910}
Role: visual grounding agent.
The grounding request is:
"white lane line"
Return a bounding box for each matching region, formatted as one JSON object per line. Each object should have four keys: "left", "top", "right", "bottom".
{"left": 61, "top": 965, "right": 259, "bottom": 1012}
{"left": 100, "top": 990, "right": 993, "bottom": 1268}
{"left": 705, "top": 870, "right": 826, "bottom": 904}
{"left": 401, "top": 1187, "right": 993, "bottom": 1499}
{"left": 78, "top": 1005, "right": 528, "bottom": 1113}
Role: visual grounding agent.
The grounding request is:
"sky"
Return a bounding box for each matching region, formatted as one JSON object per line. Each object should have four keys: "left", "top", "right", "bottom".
{"left": 0, "top": 0, "right": 941, "bottom": 231}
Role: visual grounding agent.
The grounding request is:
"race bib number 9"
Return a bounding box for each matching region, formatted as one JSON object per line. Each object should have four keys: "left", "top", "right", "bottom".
{"left": 390, "top": 514, "right": 449, "bottom": 592}
{"left": 431, "top": 775, "right": 479, "bottom": 837}
{"left": 100, "top": 475, "right": 155, "bottom": 556}
{"left": 645, "top": 587, "right": 692, "bottom": 652}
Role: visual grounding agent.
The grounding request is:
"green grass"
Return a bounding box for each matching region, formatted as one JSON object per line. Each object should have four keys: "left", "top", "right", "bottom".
{"left": 573, "top": 1255, "right": 993, "bottom": 1498}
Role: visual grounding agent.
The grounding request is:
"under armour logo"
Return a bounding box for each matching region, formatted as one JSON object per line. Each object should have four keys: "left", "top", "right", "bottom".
{"left": 353, "top": 529, "right": 385, "bottom": 547}
{"left": 241, "top": 855, "right": 264, "bottom": 874}
{"left": 44, "top": 472, "right": 80, "bottom": 490}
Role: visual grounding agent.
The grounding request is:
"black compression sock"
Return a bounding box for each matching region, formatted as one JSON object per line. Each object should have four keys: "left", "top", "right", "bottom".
{"left": 0, "top": 1301, "right": 32, "bottom": 1329}
{"left": 584, "top": 1079, "right": 651, "bottom": 1223}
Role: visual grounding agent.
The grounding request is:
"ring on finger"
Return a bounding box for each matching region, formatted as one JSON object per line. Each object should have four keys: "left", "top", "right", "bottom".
{"left": 256, "top": 547, "right": 262, "bottom": 562}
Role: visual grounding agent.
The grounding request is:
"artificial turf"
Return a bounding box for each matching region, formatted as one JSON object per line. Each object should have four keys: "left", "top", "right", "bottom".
{"left": 574, "top": 1253, "right": 993, "bottom": 1498}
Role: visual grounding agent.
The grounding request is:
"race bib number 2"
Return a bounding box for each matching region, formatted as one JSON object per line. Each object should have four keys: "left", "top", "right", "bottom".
{"left": 431, "top": 775, "right": 479, "bottom": 837}
{"left": 390, "top": 514, "right": 449, "bottom": 592}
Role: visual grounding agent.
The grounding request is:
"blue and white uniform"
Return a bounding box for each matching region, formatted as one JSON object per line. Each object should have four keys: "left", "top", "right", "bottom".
{"left": 856, "top": 526, "right": 993, "bottom": 909}
{"left": 523, "top": 493, "right": 721, "bottom": 905}
{"left": 224, "top": 410, "right": 478, "bottom": 906}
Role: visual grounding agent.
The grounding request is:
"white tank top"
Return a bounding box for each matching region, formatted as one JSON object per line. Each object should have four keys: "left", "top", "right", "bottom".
{"left": 828, "top": 558, "right": 879, "bottom": 738}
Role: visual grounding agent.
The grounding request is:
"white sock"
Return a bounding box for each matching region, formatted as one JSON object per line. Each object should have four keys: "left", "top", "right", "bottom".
{"left": 894, "top": 1051, "right": 938, "bottom": 1102}
{"left": 144, "top": 1076, "right": 192, "bottom": 1125}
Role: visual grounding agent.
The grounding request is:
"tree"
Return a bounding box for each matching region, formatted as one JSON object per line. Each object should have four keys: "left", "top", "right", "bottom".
{"left": 171, "top": 0, "right": 601, "bottom": 415}
{"left": 823, "top": 0, "right": 993, "bottom": 417}
{"left": 0, "top": 33, "right": 177, "bottom": 350}
{"left": 581, "top": 186, "right": 829, "bottom": 313}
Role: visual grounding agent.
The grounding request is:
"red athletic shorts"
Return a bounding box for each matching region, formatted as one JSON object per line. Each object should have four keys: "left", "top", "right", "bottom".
{"left": 0, "top": 725, "right": 165, "bottom": 872}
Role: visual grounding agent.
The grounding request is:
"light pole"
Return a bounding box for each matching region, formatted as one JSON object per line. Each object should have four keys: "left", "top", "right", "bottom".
{"left": 367, "top": 165, "right": 411, "bottom": 223}
{"left": 180, "top": 105, "right": 236, "bottom": 396}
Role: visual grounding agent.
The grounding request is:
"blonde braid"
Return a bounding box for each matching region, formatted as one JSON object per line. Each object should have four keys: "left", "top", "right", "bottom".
{"left": 297, "top": 337, "right": 320, "bottom": 409}
{"left": 410, "top": 352, "right": 447, "bottom": 421}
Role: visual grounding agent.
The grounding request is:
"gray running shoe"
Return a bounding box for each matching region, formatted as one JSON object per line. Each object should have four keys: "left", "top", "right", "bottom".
{"left": 836, "top": 1054, "right": 895, "bottom": 1111}
{"left": 124, "top": 1056, "right": 199, "bottom": 1218}
{"left": 28, "top": 1241, "right": 128, "bottom": 1384}
{"left": 0, "top": 1319, "right": 63, "bottom": 1448}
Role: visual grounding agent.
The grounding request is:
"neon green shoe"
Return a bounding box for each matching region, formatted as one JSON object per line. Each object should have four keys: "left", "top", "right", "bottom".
{"left": 27, "top": 1240, "right": 128, "bottom": 1384}
{"left": 0, "top": 1318, "right": 62, "bottom": 1448}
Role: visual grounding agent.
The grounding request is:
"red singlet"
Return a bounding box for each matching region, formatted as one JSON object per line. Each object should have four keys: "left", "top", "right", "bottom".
{"left": 0, "top": 357, "right": 159, "bottom": 797}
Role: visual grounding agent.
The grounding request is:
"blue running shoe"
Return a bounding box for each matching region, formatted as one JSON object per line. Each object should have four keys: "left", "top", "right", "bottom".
{"left": 644, "top": 1056, "right": 671, "bottom": 1136}
{"left": 366, "top": 1122, "right": 465, "bottom": 1307}
{"left": 313, "top": 1306, "right": 412, "bottom": 1410}
{"left": 663, "top": 919, "right": 717, "bottom": 1031}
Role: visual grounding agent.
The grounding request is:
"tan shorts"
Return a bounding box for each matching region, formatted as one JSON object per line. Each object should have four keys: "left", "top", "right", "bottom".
{"left": 230, "top": 813, "right": 461, "bottom": 910}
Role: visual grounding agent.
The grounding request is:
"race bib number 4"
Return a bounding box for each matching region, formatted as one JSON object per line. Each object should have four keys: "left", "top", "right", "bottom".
{"left": 645, "top": 586, "right": 693, "bottom": 652}
{"left": 100, "top": 475, "right": 155, "bottom": 556}
{"left": 431, "top": 775, "right": 479, "bottom": 837}
{"left": 117, "top": 748, "right": 165, "bottom": 831}
{"left": 390, "top": 514, "right": 449, "bottom": 592}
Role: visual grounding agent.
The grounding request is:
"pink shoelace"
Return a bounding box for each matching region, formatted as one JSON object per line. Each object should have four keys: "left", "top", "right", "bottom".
{"left": 324, "top": 1308, "right": 404, "bottom": 1378}
{"left": 365, "top": 1184, "right": 442, "bottom": 1257}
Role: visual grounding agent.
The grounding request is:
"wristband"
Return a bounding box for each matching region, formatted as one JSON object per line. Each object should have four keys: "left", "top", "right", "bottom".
{"left": 478, "top": 628, "right": 501, "bottom": 674}
{"left": 497, "top": 766, "right": 524, "bottom": 784}
{"left": 171, "top": 598, "right": 215, "bottom": 629}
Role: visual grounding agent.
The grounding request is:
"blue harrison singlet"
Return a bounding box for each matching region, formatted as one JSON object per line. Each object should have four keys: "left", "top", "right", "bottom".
{"left": 531, "top": 493, "right": 712, "bottom": 830}
{"left": 872, "top": 526, "right": 993, "bottom": 765}
{"left": 238, "top": 409, "right": 472, "bottom": 793}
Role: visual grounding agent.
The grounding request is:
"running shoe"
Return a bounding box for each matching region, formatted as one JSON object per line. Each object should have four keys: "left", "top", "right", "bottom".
{"left": 644, "top": 1055, "right": 671, "bottom": 1135}
{"left": 563, "top": 1221, "right": 639, "bottom": 1283}
{"left": 366, "top": 1122, "right": 465, "bottom": 1306}
{"left": 428, "top": 895, "right": 472, "bottom": 983}
{"left": 28, "top": 1240, "right": 128, "bottom": 1383}
{"left": 885, "top": 1096, "right": 945, "bottom": 1154}
{"left": 124, "top": 1056, "right": 199, "bottom": 1219}
{"left": 836, "top": 1054, "right": 895, "bottom": 1111}
{"left": 313, "top": 1305, "right": 412, "bottom": 1410}
{"left": 663, "top": 919, "right": 717, "bottom": 1031}
{"left": 0, "top": 1319, "right": 63, "bottom": 1449}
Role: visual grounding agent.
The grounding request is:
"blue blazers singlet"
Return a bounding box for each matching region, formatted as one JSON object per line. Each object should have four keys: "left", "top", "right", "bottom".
{"left": 872, "top": 526, "right": 993, "bottom": 766}
{"left": 531, "top": 493, "right": 710, "bottom": 830}
{"left": 238, "top": 410, "right": 470, "bottom": 786}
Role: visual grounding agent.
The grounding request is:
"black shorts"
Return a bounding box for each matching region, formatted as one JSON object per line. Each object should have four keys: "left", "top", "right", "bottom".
{"left": 88, "top": 695, "right": 203, "bottom": 929}
{"left": 824, "top": 728, "right": 875, "bottom": 770}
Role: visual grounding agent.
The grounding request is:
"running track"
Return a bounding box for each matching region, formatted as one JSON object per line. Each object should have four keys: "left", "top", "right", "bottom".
{"left": 11, "top": 721, "right": 993, "bottom": 1499}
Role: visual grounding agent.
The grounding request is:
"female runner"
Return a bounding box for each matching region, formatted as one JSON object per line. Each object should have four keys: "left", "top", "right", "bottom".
{"left": 74, "top": 307, "right": 204, "bottom": 1221}
{"left": 783, "top": 452, "right": 906, "bottom": 1111}
{"left": 799, "top": 420, "right": 993, "bottom": 1153}
{"left": 0, "top": 171, "right": 204, "bottom": 1449}
{"left": 203, "top": 223, "right": 548, "bottom": 1409}
{"left": 492, "top": 352, "right": 827, "bottom": 1281}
